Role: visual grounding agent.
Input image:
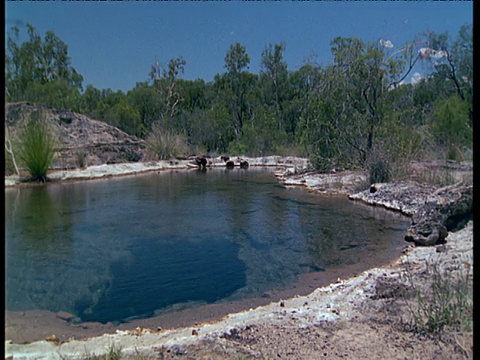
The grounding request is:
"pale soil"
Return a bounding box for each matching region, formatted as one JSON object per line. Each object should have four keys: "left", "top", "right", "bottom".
{"left": 5, "top": 158, "right": 474, "bottom": 359}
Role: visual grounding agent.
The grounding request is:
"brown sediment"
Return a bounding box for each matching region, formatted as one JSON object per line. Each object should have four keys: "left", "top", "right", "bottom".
{"left": 5, "top": 246, "right": 404, "bottom": 345}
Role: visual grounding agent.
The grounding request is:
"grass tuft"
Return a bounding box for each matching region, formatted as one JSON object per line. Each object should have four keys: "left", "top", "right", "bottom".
{"left": 401, "top": 254, "right": 473, "bottom": 336}
{"left": 16, "top": 110, "right": 57, "bottom": 182}
{"left": 145, "top": 123, "right": 188, "bottom": 160}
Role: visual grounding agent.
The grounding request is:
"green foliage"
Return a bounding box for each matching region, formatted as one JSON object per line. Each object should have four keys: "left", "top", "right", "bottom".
{"left": 24, "top": 79, "right": 82, "bottom": 110}
{"left": 260, "top": 42, "right": 288, "bottom": 131}
{"left": 149, "top": 57, "right": 187, "bottom": 126}
{"left": 16, "top": 111, "right": 57, "bottom": 182}
{"left": 6, "top": 23, "right": 83, "bottom": 104}
{"left": 145, "top": 123, "right": 189, "bottom": 160}
{"left": 431, "top": 95, "right": 471, "bottom": 161}
{"left": 367, "top": 150, "right": 391, "bottom": 184}
{"left": 126, "top": 86, "right": 163, "bottom": 135}
{"left": 224, "top": 42, "right": 251, "bottom": 75}
{"left": 104, "top": 101, "right": 143, "bottom": 137}
{"left": 177, "top": 106, "right": 232, "bottom": 154}
{"left": 5, "top": 23, "right": 473, "bottom": 171}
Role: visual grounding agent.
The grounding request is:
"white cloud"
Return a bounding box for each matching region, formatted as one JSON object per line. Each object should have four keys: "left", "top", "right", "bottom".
{"left": 380, "top": 39, "right": 394, "bottom": 48}
{"left": 387, "top": 80, "right": 405, "bottom": 91}
{"left": 430, "top": 49, "right": 447, "bottom": 59}
{"left": 418, "top": 47, "right": 447, "bottom": 60}
{"left": 411, "top": 72, "right": 424, "bottom": 85}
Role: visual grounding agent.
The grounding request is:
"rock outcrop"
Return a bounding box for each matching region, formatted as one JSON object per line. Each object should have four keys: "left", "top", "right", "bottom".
{"left": 5, "top": 102, "right": 146, "bottom": 171}
{"left": 405, "top": 182, "right": 473, "bottom": 246}
{"left": 349, "top": 180, "right": 473, "bottom": 246}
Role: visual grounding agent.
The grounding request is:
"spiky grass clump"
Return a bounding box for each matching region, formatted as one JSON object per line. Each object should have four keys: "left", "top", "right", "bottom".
{"left": 402, "top": 255, "right": 473, "bottom": 335}
{"left": 17, "top": 111, "right": 57, "bottom": 182}
{"left": 145, "top": 123, "right": 188, "bottom": 160}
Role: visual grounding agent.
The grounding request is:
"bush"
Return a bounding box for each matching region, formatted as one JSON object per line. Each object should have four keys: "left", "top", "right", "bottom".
{"left": 368, "top": 152, "right": 391, "bottom": 184}
{"left": 145, "top": 123, "right": 188, "bottom": 160}
{"left": 432, "top": 95, "right": 472, "bottom": 156}
{"left": 16, "top": 111, "right": 57, "bottom": 182}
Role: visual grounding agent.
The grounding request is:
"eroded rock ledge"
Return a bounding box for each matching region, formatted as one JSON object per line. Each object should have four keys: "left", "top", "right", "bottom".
{"left": 349, "top": 181, "right": 473, "bottom": 246}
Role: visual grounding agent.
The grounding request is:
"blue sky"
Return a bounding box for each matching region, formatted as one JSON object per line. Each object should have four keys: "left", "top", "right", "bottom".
{"left": 5, "top": 1, "right": 473, "bottom": 93}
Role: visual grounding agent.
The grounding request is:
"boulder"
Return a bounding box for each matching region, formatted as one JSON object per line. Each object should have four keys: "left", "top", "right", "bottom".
{"left": 405, "top": 222, "right": 448, "bottom": 246}
{"left": 195, "top": 157, "right": 207, "bottom": 169}
{"left": 239, "top": 160, "right": 249, "bottom": 169}
{"left": 405, "top": 182, "right": 473, "bottom": 246}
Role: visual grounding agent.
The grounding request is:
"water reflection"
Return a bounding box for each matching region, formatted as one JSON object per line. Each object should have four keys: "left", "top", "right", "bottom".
{"left": 5, "top": 168, "right": 409, "bottom": 324}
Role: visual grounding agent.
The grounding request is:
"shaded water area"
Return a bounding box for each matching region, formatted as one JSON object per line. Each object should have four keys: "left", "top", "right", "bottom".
{"left": 5, "top": 168, "right": 409, "bottom": 326}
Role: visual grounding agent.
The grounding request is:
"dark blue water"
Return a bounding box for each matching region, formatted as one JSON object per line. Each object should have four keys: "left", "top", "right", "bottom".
{"left": 5, "top": 168, "right": 409, "bottom": 324}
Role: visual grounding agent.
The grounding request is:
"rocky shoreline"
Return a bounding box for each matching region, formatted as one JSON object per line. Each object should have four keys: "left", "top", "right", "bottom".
{"left": 4, "top": 155, "right": 308, "bottom": 188}
{"left": 5, "top": 159, "right": 473, "bottom": 359}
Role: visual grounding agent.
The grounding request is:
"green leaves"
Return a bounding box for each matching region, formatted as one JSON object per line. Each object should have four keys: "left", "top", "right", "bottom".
{"left": 224, "top": 42, "right": 250, "bottom": 75}
{"left": 432, "top": 95, "right": 471, "bottom": 161}
{"left": 5, "top": 22, "right": 472, "bottom": 170}
{"left": 6, "top": 23, "right": 83, "bottom": 103}
{"left": 17, "top": 111, "right": 57, "bottom": 182}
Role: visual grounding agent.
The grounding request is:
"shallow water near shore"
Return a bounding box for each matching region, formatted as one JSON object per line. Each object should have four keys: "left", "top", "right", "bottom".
{"left": 5, "top": 167, "right": 409, "bottom": 325}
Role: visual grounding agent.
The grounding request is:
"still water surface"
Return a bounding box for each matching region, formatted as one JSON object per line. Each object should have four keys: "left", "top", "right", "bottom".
{"left": 5, "top": 168, "right": 409, "bottom": 324}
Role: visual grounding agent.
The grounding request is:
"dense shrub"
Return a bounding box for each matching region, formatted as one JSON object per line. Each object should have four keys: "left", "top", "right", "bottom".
{"left": 368, "top": 151, "right": 391, "bottom": 184}
{"left": 145, "top": 123, "right": 189, "bottom": 160}
{"left": 432, "top": 95, "right": 472, "bottom": 161}
{"left": 16, "top": 111, "right": 57, "bottom": 182}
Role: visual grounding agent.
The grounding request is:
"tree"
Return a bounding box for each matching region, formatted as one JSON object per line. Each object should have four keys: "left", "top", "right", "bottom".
{"left": 104, "top": 101, "right": 143, "bottom": 137}
{"left": 216, "top": 42, "right": 254, "bottom": 137}
{"left": 224, "top": 42, "right": 250, "bottom": 75}
{"left": 76, "top": 84, "right": 103, "bottom": 116}
{"left": 432, "top": 94, "right": 471, "bottom": 161}
{"left": 5, "top": 23, "right": 83, "bottom": 105}
{"left": 304, "top": 36, "right": 425, "bottom": 171}
{"left": 260, "top": 42, "right": 288, "bottom": 131}
{"left": 423, "top": 24, "right": 473, "bottom": 123}
{"left": 149, "top": 57, "right": 187, "bottom": 125}
{"left": 127, "top": 85, "right": 163, "bottom": 135}
{"left": 5, "top": 126, "right": 20, "bottom": 176}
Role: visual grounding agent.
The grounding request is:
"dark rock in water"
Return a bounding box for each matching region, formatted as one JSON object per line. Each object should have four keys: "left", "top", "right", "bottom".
{"left": 195, "top": 157, "right": 207, "bottom": 168}
{"left": 240, "top": 160, "right": 249, "bottom": 169}
{"left": 221, "top": 156, "right": 230, "bottom": 162}
{"left": 226, "top": 160, "right": 235, "bottom": 169}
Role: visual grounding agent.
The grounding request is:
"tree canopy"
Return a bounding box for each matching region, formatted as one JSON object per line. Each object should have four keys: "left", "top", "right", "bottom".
{"left": 5, "top": 23, "right": 473, "bottom": 176}
{"left": 6, "top": 23, "right": 83, "bottom": 105}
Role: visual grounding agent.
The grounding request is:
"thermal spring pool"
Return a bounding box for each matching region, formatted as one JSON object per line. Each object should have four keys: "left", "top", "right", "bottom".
{"left": 5, "top": 168, "right": 409, "bottom": 326}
